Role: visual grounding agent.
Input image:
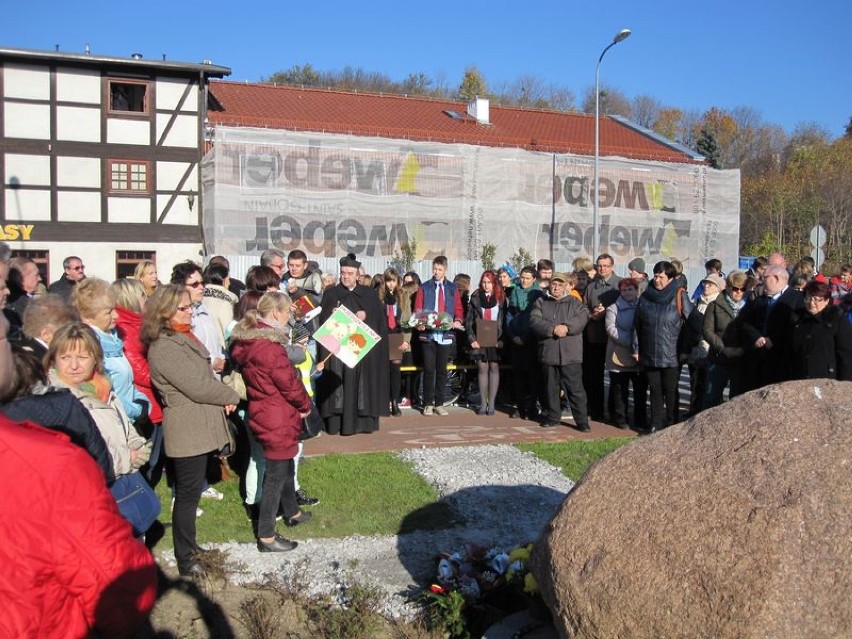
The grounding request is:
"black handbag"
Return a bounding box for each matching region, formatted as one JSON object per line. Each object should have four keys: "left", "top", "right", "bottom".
{"left": 300, "top": 404, "right": 323, "bottom": 441}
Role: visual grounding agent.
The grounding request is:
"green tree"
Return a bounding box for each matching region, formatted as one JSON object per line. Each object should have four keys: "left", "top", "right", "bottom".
{"left": 390, "top": 238, "right": 418, "bottom": 274}
{"left": 509, "top": 247, "right": 534, "bottom": 274}
{"left": 845, "top": 116, "right": 852, "bottom": 138}
{"left": 480, "top": 243, "right": 496, "bottom": 271}
{"left": 458, "top": 66, "right": 488, "bottom": 101}
{"left": 695, "top": 126, "right": 721, "bottom": 168}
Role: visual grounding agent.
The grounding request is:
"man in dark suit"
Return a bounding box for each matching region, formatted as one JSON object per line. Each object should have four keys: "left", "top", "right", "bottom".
{"left": 739, "top": 264, "right": 804, "bottom": 390}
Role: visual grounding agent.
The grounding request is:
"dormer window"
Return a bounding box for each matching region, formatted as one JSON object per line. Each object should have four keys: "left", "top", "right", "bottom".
{"left": 109, "top": 80, "right": 148, "bottom": 114}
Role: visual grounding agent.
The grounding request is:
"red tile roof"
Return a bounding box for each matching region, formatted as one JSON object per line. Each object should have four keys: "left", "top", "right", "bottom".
{"left": 208, "top": 80, "right": 698, "bottom": 164}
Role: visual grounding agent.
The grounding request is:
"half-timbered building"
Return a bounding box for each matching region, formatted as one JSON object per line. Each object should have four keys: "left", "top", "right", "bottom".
{"left": 0, "top": 46, "right": 229, "bottom": 282}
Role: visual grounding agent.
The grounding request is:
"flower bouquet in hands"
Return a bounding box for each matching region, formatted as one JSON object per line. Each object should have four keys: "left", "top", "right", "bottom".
{"left": 408, "top": 310, "right": 454, "bottom": 331}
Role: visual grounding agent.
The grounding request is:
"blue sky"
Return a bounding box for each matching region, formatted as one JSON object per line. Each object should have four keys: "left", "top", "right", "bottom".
{"left": 3, "top": 0, "right": 850, "bottom": 138}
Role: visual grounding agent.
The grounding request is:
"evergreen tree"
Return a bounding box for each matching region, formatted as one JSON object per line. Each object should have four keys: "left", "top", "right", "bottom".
{"left": 458, "top": 66, "right": 488, "bottom": 101}
{"left": 696, "top": 126, "right": 721, "bottom": 168}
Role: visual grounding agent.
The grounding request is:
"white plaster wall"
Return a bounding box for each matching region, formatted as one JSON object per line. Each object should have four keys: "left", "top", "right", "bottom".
{"left": 156, "top": 78, "right": 196, "bottom": 112}
{"left": 56, "top": 106, "right": 101, "bottom": 142}
{"left": 156, "top": 113, "right": 198, "bottom": 147}
{"left": 56, "top": 157, "right": 100, "bottom": 188}
{"left": 5, "top": 189, "right": 50, "bottom": 220}
{"left": 8, "top": 241, "right": 205, "bottom": 284}
{"left": 106, "top": 118, "right": 149, "bottom": 145}
{"left": 5, "top": 154, "right": 51, "bottom": 186}
{"left": 55, "top": 69, "right": 101, "bottom": 103}
{"left": 156, "top": 161, "right": 196, "bottom": 191}
{"left": 3, "top": 64, "right": 50, "bottom": 100}
{"left": 4, "top": 103, "right": 50, "bottom": 139}
{"left": 157, "top": 194, "right": 195, "bottom": 225}
{"left": 108, "top": 196, "right": 150, "bottom": 223}
{"left": 57, "top": 191, "right": 100, "bottom": 222}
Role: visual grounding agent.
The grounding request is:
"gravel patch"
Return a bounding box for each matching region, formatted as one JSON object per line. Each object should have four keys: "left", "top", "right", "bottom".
{"left": 165, "top": 445, "right": 575, "bottom": 619}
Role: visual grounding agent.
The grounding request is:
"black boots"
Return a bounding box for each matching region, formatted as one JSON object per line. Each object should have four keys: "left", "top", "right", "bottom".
{"left": 391, "top": 400, "right": 401, "bottom": 416}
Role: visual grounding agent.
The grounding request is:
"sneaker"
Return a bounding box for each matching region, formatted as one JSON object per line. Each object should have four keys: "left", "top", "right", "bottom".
{"left": 398, "top": 397, "right": 412, "bottom": 409}
{"left": 295, "top": 489, "right": 320, "bottom": 506}
{"left": 201, "top": 486, "right": 224, "bottom": 501}
{"left": 257, "top": 535, "right": 298, "bottom": 553}
{"left": 422, "top": 405, "right": 434, "bottom": 416}
{"left": 434, "top": 406, "right": 449, "bottom": 416}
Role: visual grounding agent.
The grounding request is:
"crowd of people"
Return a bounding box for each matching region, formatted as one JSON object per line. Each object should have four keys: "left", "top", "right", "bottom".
{"left": 0, "top": 242, "right": 850, "bottom": 633}
{"left": 356, "top": 252, "right": 852, "bottom": 435}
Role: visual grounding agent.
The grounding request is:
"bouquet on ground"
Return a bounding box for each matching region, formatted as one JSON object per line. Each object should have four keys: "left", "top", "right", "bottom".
{"left": 431, "top": 542, "right": 538, "bottom": 600}
{"left": 422, "top": 542, "right": 540, "bottom": 637}
{"left": 408, "top": 310, "right": 454, "bottom": 332}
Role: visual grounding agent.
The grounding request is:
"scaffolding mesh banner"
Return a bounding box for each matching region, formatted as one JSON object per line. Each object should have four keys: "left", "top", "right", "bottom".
{"left": 203, "top": 126, "right": 740, "bottom": 269}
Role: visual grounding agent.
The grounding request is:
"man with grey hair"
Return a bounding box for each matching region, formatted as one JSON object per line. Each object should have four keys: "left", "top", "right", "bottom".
{"left": 259, "top": 248, "right": 286, "bottom": 282}
{"left": 739, "top": 264, "right": 803, "bottom": 390}
{"left": 48, "top": 256, "right": 85, "bottom": 301}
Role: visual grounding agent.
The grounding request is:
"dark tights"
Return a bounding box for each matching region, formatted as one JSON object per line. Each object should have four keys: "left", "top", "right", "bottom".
{"left": 390, "top": 360, "right": 401, "bottom": 401}
{"left": 477, "top": 361, "right": 499, "bottom": 409}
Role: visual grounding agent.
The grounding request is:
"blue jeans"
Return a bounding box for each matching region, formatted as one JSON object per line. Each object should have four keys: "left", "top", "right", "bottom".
{"left": 110, "top": 471, "right": 161, "bottom": 536}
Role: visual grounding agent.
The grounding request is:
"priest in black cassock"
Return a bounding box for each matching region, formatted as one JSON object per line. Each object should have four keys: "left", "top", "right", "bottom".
{"left": 316, "top": 255, "right": 390, "bottom": 435}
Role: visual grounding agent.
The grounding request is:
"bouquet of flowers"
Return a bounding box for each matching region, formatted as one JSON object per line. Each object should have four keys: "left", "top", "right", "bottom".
{"left": 422, "top": 542, "right": 540, "bottom": 637}
{"left": 408, "top": 310, "right": 454, "bottom": 331}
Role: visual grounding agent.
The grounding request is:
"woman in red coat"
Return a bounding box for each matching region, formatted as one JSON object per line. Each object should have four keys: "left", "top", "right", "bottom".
{"left": 230, "top": 291, "right": 313, "bottom": 553}
{"left": 113, "top": 278, "right": 164, "bottom": 486}
{"left": 0, "top": 414, "right": 157, "bottom": 638}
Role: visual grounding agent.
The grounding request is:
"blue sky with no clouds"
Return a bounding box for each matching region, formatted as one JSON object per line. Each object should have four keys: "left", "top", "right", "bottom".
{"left": 3, "top": 0, "right": 850, "bottom": 137}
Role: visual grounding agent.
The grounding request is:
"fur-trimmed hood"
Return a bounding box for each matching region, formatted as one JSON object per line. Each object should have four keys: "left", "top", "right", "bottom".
{"left": 230, "top": 320, "right": 306, "bottom": 368}
{"left": 229, "top": 323, "right": 289, "bottom": 346}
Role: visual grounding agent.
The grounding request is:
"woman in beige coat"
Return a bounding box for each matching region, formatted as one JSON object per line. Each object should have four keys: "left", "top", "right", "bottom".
{"left": 143, "top": 284, "right": 240, "bottom": 578}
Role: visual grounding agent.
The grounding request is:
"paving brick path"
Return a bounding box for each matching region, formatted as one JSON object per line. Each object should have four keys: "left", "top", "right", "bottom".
{"left": 305, "top": 406, "right": 636, "bottom": 456}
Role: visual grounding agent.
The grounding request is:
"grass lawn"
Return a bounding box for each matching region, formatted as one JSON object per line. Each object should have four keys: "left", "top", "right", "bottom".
{"left": 516, "top": 438, "right": 632, "bottom": 480}
{"left": 152, "top": 440, "right": 630, "bottom": 548}
{"left": 153, "top": 451, "right": 456, "bottom": 547}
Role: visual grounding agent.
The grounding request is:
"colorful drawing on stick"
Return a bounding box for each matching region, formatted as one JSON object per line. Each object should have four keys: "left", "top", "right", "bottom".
{"left": 313, "top": 305, "right": 381, "bottom": 368}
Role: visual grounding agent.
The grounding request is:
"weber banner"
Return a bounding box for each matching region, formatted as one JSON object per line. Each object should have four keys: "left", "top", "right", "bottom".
{"left": 203, "top": 126, "right": 739, "bottom": 269}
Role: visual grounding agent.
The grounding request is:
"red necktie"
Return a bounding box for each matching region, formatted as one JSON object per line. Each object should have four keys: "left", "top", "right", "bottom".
{"left": 438, "top": 282, "right": 445, "bottom": 313}
{"left": 386, "top": 303, "right": 397, "bottom": 330}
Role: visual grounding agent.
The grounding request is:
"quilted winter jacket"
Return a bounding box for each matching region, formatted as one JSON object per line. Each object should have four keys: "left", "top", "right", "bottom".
{"left": 91, "top": 325, "right": 148, "bottom": 421}
{"left": 114, "top": 306, "right": 163, "bottom": 424}
{"left": 0, "top": 416, "right": 156, "bottom": 638}
{"left": 0, "top": 387, "right": 114, "bottom": 484}
{"left": 635, "top": 282, "right": 694, "bottom": 368}
{"left": 230, "top": 321, "right": 312, "bottom": 460}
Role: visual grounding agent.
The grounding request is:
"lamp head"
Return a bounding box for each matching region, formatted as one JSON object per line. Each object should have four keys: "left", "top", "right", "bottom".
{"left": 613, "top": 28, "right": 631, "bottom": 44}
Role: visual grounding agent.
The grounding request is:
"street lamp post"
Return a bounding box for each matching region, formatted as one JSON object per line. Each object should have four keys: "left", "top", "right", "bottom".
{"left": 593, "top": 28, "right": 631, "bottom": 259}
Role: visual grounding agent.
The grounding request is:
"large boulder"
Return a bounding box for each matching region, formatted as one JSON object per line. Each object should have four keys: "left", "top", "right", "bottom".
{"left": 532, "top": 379, "right": 852, "bottom": 638}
